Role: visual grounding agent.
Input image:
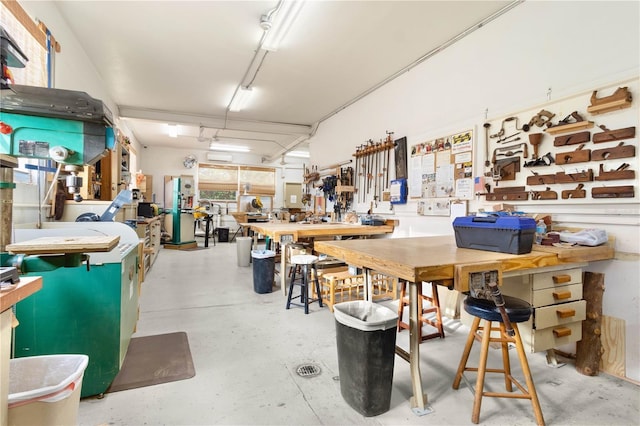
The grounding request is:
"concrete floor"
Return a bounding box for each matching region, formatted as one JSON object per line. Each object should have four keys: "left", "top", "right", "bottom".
{"left": 78, "top": 240, "right": 639, "bottom": 425}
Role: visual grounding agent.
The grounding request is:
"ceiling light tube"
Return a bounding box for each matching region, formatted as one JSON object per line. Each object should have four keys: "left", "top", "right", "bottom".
{"left": 228, "top": 86, "right": 254, "bottom": 112}
{"left": 167, "top": 124, "right": 178, "bottom": 138}
{"left": 285, "top": 150, "right": 310, "bottom": 158}
{"left": 261, "top": 0, "right": 305, "bottom": 52}
{"left": 209, "top": 143, "right": 250, "bottom": 153}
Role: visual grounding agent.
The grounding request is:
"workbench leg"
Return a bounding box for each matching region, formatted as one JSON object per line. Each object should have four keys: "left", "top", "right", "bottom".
{"left": 408, "top": 282, "right": 433, "bottom": 416}
{"left": 364, "top": 268, "right": 373, "bottom": 302}
{"left": 281, "top": 242, "right": 289, "bottom": 296}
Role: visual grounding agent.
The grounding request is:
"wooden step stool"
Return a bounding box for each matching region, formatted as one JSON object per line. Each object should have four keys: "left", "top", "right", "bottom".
{"left": 397, "top": 281, "right": 445, "bottom": 341}
{"left": 370, "top": 272, "right": 398, "bottom": 301}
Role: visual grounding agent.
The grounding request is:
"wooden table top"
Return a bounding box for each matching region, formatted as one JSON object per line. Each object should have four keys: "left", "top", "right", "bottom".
{"left": 314, "top": 235, "right": 615, "bottom": 288}
{"left": 5, "top": 235, "right": 120, "bottom": 255}
{"left": 247, "top": 222, "right": 395, "bottom": 241}
{"left": 1, "top": 276, "right": 43, "bottom": 312}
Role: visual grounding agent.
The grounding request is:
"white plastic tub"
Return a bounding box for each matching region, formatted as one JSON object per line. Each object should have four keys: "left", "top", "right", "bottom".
{"left": 8, "top": 354, "right": 89, "bottom": 426}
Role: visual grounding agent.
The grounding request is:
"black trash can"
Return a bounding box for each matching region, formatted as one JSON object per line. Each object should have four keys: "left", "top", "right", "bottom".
{"left": 251, "top": 250, "right": 275, "bottom": 294}
{"left": 217, "top": 227, "right": 229, "bottom": 242}
{"left": 334, "top": 301, "right": 398, "bottom": 416}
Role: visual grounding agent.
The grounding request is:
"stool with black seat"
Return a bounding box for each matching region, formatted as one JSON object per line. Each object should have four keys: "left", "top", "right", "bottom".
{"left": 452, "top": 277, "right": 544, "bottom": 426}
{"left": 286, "top": 254, "right": 323, "bottom": 314}
{"left": 397, "top": 281, "right": 445, "bottom": 341}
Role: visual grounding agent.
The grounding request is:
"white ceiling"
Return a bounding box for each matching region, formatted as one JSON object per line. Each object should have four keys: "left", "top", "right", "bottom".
{"left": 53, "top": 0, "right": 518, "bottom": 161}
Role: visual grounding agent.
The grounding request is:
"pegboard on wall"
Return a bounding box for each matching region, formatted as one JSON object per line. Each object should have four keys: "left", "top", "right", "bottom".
{"left": 408, "top": 129, "right": 474, "bottom": 215}
{"left": 479, "top": 78, "right": 638, "bottom": 204}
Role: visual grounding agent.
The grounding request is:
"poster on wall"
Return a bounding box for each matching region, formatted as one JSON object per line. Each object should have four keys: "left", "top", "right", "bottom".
{"left": 409, "top": 128, "right": 475, "bottom": 214}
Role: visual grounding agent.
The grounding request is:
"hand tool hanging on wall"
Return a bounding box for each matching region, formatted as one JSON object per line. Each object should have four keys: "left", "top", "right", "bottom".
{"left": 528, "top": 133, "right": 544, "bottom": 159}
{"left": 527, "top": 109, "right": 555, "bottom": 129}
{"left": 555, "top": 144, "right": 591, "bottom": 165}
{"left": 561, "top": 184, "right": 586, "bottom": 199}
{"left": 527, "top": 170, "right": 556, "bottom": 185}
{"left": 595, "top": 163, "right": 635, "bottom": 181}
{"left": 592, "top": 125, "right": 635, "bottom": 143}
{"left": 530, "top": 186, "right": 558, "bottom": 200}
{"left": 553, "top": 131, "right": 591, "bottom": 147}
{"left": 353, "top": 147, "right": 360, "bottom": 201}
{"left": 555, "top": 169, "right": 593, "bottom": 183}
{"left": 592, "top": 142, "right": 635, "bottom": 160}
{"left": 588, "top": 86, "right": 632, "bottom": 109}
{"left": 592, "top": 185, "right": 634, "bottom": 198}
{"left": 385, "top": 131, "right": 394, "bottom": 188}
{"left": 483, "top": 123, "right": 491, "bottom": 167}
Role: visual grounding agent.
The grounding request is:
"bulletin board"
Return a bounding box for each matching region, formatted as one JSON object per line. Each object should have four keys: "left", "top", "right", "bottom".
{"left": 408, "top": 129, "right": 475, "bottom": 215}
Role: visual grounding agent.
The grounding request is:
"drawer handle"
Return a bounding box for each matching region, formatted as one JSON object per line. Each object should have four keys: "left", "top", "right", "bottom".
{"left": 552, "top": 274, "right": 572, "bottom": 284}
{"left": 553, "top": 327, "right": 572, "bottom": 338}
{"left": 553, "top": 290, "right": 572, "bottom": 300}
{"left": 556, "top": 308, "right": 576, "bottom": 318}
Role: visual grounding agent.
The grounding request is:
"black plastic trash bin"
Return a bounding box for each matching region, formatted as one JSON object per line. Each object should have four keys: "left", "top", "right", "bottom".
{"left": 251, "top": 250, "right": 275, "bottom": 294}
{"left": 217, "top": 227, "right": 229, "bottom": 242}
{"left": 334, "top": 301, "right": 398, "bottom": 417}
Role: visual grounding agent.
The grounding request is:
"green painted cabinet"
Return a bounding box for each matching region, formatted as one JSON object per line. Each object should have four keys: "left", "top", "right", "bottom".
{"left": 14, "top": 247, "right": 139, "bottom": 397}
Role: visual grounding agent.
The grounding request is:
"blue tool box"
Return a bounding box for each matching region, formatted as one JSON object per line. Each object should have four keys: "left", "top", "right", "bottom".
{"left": 453, "top": 215, "right": 536, "bottom": 254}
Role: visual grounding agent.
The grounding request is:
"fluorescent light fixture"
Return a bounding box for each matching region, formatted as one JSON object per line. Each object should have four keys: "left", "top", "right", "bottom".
{"left": 261, "top": 0, "right": 305, "bottom": 51}
{"left": 209, "top": 142, "right": 250, "bottom": 153}
{"left": 167, "top": 124, "right": 178, "bottom": 138}
{"left": 285, "top": 150, "right": 310, "bottom": 158}
{"left": 228, "top": 86, "right": 254, "bottom": 112}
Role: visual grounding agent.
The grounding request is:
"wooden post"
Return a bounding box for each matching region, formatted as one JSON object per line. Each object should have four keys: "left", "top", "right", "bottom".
{"left": 575, "top": 272, "right": 605, "bottom": 376}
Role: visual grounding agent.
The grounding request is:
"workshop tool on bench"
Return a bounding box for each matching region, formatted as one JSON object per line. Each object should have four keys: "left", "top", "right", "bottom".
{"left": 592, "top": 142, "right": 635, "bottom": 161}
{"left": 561, "top": 184, "right": 586, "bottom": 199}
{"left": 483, "top": 123, "right": 491, "bottom": 167}
{"left": 555, "top": 169, "right": 594, "bottom": 183}
{"left": 553, "top": 130, "right": 591, "bottom": 147}
{"left": 595, "top": 163, "right": 635, "bottom": 181}
{"left": 555, "top": 144, "right": 591, "bottom": 165}
{"left": 485, "top": 186, "right": 529, "bottom": 201}
{"left": 592, "top": 185, "right": 634, "bottom": 198}
{"left": 530, "top": 187, "right": 558, "bottom": 200}
{"left": 588, "top": 86, "right": 632, "bottom": 114}
{"left": 527, "top": 171, "right": 556, "bottom": 185}
{"left": 527, "top": 109, "right": 555, "bottom": 128}
{"left": 528, "top": 133, "right": 543, "bottom": 159}
{"left": 593, "top": 125, "right": 636, "bottom": 144}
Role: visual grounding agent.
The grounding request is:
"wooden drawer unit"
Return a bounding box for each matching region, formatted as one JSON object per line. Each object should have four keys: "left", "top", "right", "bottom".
{"left": 501, "top": 265, "right": 585, "bottom": 353}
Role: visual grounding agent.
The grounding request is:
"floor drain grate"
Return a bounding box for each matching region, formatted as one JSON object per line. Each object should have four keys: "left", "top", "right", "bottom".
{"left": 296, "top": 364, "right": 321, "bottom": 378}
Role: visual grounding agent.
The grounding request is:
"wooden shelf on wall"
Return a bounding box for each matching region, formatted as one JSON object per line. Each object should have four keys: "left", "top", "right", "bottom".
{"left": 545, "top": 121, "right": 594, "bottom": 135}
{"left": 587, "top": 98, "right": 632, "bottom": 115}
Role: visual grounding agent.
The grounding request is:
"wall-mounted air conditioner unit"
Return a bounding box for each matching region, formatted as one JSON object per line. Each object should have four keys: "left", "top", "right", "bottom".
{"left": 206, "top": 153, "right": 233, "bottom": 162}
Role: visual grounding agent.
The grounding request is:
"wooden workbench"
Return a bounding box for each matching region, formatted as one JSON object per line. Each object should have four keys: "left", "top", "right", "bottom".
{"left": 313, "top": 235, "right": 614, "bottom": 415}
{"left": 1, "top": 276, "right": 43, "bottom": 426}
{"left": 247, "top": 221, "right": 396, "bottom": 294}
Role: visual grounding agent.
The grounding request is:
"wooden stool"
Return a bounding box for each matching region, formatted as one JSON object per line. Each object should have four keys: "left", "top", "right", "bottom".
{"left": 319, "top": 271, "right": 364, "bottom": 312}
{"left": 452, "top": 295, "right": 544, "bottom": 425}
{"left": 286, "top": 254, "right": 323, "bottom": 314}
{"left": 397, "top": 281, "right": 444, "bottom": 341}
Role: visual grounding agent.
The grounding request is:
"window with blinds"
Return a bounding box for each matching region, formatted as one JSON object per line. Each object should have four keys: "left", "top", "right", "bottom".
{"left": 198, "top": 164, "right": 275, "bottom": 201}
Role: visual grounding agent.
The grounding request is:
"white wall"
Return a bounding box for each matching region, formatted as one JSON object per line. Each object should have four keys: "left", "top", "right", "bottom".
{"left": 309, "top": 1, "right": 640, "bottom": 381}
